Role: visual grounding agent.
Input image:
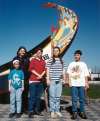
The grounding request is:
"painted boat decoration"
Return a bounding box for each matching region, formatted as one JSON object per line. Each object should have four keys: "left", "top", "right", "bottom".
{"left": 42, "top": 2, "right": 78, "bottom": 60}
{"left": 0, "top": 2, "right": 78, "bottom": 96}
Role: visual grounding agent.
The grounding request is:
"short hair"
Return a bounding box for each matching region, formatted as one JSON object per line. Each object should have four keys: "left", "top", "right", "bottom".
{"left": 35, "top": 48, "right": 43, "bottom": 53}
{"left": 74, "top": 50, "right": 82, "bottom": 55}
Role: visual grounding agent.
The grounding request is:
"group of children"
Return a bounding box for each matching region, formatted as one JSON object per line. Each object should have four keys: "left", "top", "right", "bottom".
{"left": 0, "top": 47, "right": 89, "bottom": 120}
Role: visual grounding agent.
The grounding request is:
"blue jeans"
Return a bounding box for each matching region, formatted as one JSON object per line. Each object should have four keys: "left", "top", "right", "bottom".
{"left": 49, "top": 81, "right": 62, "bottom": 112}
{"left": 71, "top": 86, "right": 85, "bottom": 112}
{"left": 28, "top": 82, "right": 44, "bottom": 112}
{"left": 10, "top": 87, "right": 22, "bottom": 113}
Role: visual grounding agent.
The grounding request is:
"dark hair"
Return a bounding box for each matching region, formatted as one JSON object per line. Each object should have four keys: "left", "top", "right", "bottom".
{"left": 51, "top": 46, "right": 63, "bottom": 65}
{"left": 35, "top": 48, "right": 43, "bottom": 53}
{"left": 17, "top": 46, "right": 27, "bottom": 56}
{"left": 53, "top": 46, "right": 60, "bottom": 53}
{"left": 74, "top": 50, "right": 82, "bottom": 56}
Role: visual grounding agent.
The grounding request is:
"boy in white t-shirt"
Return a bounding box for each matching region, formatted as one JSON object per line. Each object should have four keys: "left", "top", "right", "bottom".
{"left": 67, "top": 50, "right": 89, "bottom": 120}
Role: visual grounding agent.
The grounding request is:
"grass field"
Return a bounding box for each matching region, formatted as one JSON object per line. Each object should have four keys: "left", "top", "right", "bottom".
{"left": 62, "top": 84, "right": 100, "bottom": 99}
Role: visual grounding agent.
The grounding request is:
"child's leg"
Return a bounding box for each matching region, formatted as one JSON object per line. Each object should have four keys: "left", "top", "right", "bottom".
{"left": 28, "top": 83, "right": 37, "bottom": 113}
{"left": 78, "top": 87, "right": 85, "bottom": 112}
{"left": 71, "top": 86, "right": 78, "bottom": 112}
{"left": 10, "top": 87, "right": 16, "bottom": 113}
{"left": 16, "top": 88, "right": 22, "bottom": 113}
{"left": 49, "top": 82, "right": 56, "bottom": 112}
{"left": 35, "top": 83, "right": 44, "bottom": 112}
{"left": 55, "top": 82, "right": 62, "bottom": 112}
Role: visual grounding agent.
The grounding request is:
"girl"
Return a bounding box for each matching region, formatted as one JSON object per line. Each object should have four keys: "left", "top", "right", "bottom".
{"left": 46, "top": 47, "right": 67, "bottom": 118}
{"left": 9, "top": 59, "right": 24, "bottom": 118}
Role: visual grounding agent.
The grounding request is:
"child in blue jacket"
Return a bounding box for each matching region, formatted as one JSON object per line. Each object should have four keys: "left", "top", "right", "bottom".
{"left": 8, "top": 59, "right": 24, "bottom": 118}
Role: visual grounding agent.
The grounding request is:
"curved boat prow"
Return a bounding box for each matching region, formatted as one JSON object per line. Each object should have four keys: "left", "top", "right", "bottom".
{"left": 43, "top": 2, "right": 78, "bottom": 58}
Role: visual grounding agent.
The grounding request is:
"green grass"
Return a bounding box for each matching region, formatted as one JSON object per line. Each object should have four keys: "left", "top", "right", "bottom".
{"left": 87, "top": 84, "right": 100, "bottom": 99}
{"left": 62, "top": 84, "right": 100, "bottom": 99}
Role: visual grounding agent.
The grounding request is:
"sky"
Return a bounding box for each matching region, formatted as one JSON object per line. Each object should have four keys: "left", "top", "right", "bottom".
{"left": 0, "top": 0, "right": 100, "bottom": 72}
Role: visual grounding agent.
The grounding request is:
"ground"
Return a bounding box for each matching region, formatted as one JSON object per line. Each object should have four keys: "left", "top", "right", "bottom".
{"left": 0, "top": 98, "right": 100, "bottom": 121}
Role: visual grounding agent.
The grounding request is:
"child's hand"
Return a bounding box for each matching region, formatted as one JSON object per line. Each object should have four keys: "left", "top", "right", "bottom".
{"left": 9, "top": 89, "right": 11, "bottom": 92}
{"left": 85, "top": 83, "right": 89, "bottom": 89}
{"left": 0, "top": 73, "right": 2, "bottom": 77}
{"left": 9, "top": 87, "right": 12, "bottom": 92}
{"left": 21, "top": 88, "right": 24, "bottom": 92}
{"left": 37, "top": 75, "right": 42, "bottom": 79}
{"left": 47, "top": 80, "right": 51, "bottom": 86}
{"left": 69, "top": 82, "right": 72, "bottom": 87}
{"left": 63, "top": 83, "right": 69, "bottom": 87}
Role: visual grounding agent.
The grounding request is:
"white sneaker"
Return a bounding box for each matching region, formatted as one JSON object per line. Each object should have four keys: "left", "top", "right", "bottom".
{"left": 56, "top": 112, "right": 63, "bottom": 117}
{"left": 51, "top": 112, "right": 57, "bottom": 118}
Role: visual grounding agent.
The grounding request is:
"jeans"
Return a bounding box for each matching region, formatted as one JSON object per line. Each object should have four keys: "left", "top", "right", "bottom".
{"left": 71, "top": 86, "right": 85, "bottom": 112}
{"left": 49, "top": 81, "right": 62, "bottom": 112}
{"left": 28, "top": 82, "right": 44, "bottom": 112}
{"left": 10, "top": 87, "right": 22, "bottom": 113}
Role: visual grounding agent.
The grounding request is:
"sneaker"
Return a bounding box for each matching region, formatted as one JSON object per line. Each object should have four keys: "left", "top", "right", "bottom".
{"left": 28, "top": 112, "right": 34, "bottom": 118}
{"left": 79, "top": 112, "right": 87, "bottom": 119}
{"left": 9, "top": 113, "right": 15, "bottom": 118}
{"left": 35, "top": 111, "right": 43, "bottom": 116}
{"left": 71, "top": 112, "right": 77, "bottom": 120}
{"left": 51, "top": 112, "right": 57, "bottom": 118}
{"left": 55, "top": 112, "right": 63, "bottom": 117}
{"left": 16, "top": 113, "right": 21, "bottom": 118}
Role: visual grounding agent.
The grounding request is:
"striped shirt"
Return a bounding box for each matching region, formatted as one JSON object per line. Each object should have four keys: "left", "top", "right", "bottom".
{"left": 46, "top": 58, "right": 66, "bottom": 82}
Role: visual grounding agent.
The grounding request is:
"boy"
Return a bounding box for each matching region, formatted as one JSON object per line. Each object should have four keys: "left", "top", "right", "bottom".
{"left": 67, "top": 50, "right": 89, "bottom": 120}
{"left": 28, "top": 48, "right": 46, "bottom": 118}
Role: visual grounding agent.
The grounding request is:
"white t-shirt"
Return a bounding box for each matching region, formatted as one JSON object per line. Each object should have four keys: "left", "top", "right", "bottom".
{"left": 67, "top": 61, "right": 89, "bottom": 87}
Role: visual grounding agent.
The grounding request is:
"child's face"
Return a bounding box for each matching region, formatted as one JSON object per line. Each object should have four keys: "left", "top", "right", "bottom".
{"left": 18, "top": 48, "right": 26, "bottom": 57}
{"left": 53, "top": 48, "right": 60, "bottom": 57}
{"left": 36, "top": 50, "right": 43, "bottom": 59}
{"left": 13, "top": 62, "right": 20, "bottom": 69}
{"left": 74, "top": 54, "right": 81, "bottom": 62}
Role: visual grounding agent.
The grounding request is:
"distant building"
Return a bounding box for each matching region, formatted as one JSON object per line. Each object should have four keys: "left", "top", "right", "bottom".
{"left": 91, "top": 73, "right": 100, "bottom": 81}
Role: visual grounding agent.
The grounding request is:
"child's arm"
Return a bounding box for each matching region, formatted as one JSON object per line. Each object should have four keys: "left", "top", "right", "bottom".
{"left": 21, "top": 71, "right": 24, "bottom": 91}
{"left": 85, "top": 76, "right": 89, "bottom": 89}
{"left": 9, "top": 80, "right": 11, "bottom": 92}
{"left": 40, "top": 71, "right": 46, "bottom": 78}
{"left": 62, "top": 68, "right": 67, "bottom": 84}
{"left": 40, "top": 61, "right": 46, "bottom": 78}
{"left": 84, "top": 63, "right": 90, "bottom": 89}
{"left": 29, "top": 59, "right": 42, "bottom": 79}
{"left": 66, "top": 73, "right": 72, "bottom": 87}
{"left": 21, "top": 80, "right": 24, "bottom": 91}
{"left": 31, "top": 70, "right": 42, "bottom": 79}
{"left": 0, "top": 69, "right": 10, "bottom": 76}
{"left": 46, "top": 67, "right": 51, "bottom": 86}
